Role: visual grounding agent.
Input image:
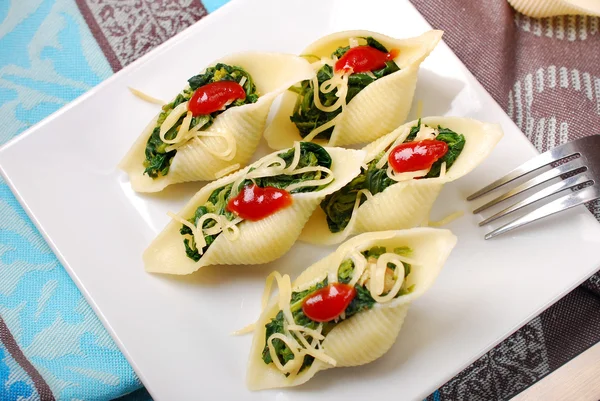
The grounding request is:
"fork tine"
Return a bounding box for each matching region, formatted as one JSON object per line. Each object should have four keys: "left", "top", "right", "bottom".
{"left": 478, "top": 173, "right": 592, "bottom": 226}
{"left": 484, "top": 185, "right": 600, "bottom": 239}
{"left": 467, "top": 140, "right": 581, "bottom": 200}
{"left": 472, "top": 158, "right": 586, "bottom": 214}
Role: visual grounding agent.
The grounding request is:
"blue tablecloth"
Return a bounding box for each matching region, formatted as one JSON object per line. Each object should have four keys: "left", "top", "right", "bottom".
{"left": 0, "top": 1, "right": 227, "bottom": 400}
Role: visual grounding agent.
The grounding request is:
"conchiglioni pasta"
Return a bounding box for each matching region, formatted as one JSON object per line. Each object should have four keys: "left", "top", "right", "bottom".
{"left": 120, "top": 52, "right": 314, "bottom": 192}
{"left": 264, "top": 30, "right": 443, "bottom": 149}
{"left": 507, "top": 0, "right": 600, "bottom": 17}
{"left": 300, "top": 117, "right": 503, "bottom": 245}
{"left": 246, "top": 228, "right": 457, "bottom": 390}
{"left": 143, "top": 143, "right": 365, "bottom": 275}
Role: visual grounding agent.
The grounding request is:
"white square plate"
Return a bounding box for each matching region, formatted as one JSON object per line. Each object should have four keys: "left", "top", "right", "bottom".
{"left": 1, "top": 0, "right": 600, "bottom": 400}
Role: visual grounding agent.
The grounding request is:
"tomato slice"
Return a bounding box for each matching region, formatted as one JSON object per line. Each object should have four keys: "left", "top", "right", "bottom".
{"left": 302, "top": 283, "right": 356, "bottom": 322}
{"left": 388, "top": 139, "right": 449, "bottom": 173}
{"left": 188, "top": 81, "right": 246, "bottom": 116}
{"left": 334, "top": 46, "right": 399, "bottom": 73}
{"left": 226, "top": 184, "right": 292, "bottom": 221}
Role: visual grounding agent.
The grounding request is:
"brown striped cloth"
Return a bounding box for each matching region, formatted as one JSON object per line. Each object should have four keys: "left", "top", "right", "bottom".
{"left": 73, "top": 0, "right": 600, "bottom": 400}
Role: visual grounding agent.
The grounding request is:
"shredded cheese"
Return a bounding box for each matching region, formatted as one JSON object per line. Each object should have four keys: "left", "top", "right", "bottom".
{"left": 345, "top": 250, "right": 418, "bottom": 304}
{"left": 167, "top": 211, "right": 241, "bottom": 258}
{"left": 262, "top": 271, "right": 337, "bottom": 375}
{"left": 428, "top": 210, "right": 464, "bottom": 227}
{"left": 128, "top": 87, "right": 165, "bottom": 105}
{"left": 230, "top": 323, "right": 255, "bottom": 336}
{"left": 283, "top": 142, "right": 302, "bottom": 174}
{"left": 303, "top": 114, "right": 340, "bottom": 142}
{"left": 238, "top": 76, "right": 247, "bottom": 87}
{"left": 368, "top": 254, "right": 406, "bottom": 303}
{"left": 348, "top": 251, "right": 368, "bottom": 287}
{"left": 214, "top": 163, "right": 241, "bottom": 179}
{"left": 334, "top": 189, "right": 372, "bottom": 240}
{"left": 159, "top": 102, "right": 189, "bottom": 143}
{"left": 415, "top": 99, "right": 423, "bottom": 119}
{"left": 375, "top": 127, "right": 411, "bottom": 170}
{"left": 349, "top": 37, "right": 359, "bottom": 48}
{"left": 285, "top": 166, "right": 334, "bottom": 192}
{"left": 414, "top": 124, "right": 438, "bottom": 141}
{"left": 312, "top": 71, "right": 350, "bottom": 113}
{"left": 193, "top": 131, "right": 237, "bottom": 161}
{"left": 155, "top": 94, "right": 239, "bottom": 160}
{"left": 268, "top": 333, "right": 304, "bottom": 374}
{"left": 386, "top": 165, "right": 430, "bottom": 182}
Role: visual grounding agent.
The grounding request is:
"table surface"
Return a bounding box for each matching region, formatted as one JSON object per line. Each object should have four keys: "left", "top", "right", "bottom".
{"left": 511, "top": 341, "right": 600, "bottom": 401}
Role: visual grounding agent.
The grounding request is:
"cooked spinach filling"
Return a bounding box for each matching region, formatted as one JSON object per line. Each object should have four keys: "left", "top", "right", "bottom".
{"left": 289, "top": 37, "right": 399, "bottom": 140}
{"left": 143, "top": 64, "right": 259, "bottom": 178}
{"left": 262, "top": 246, "right": 414, "bottom": 373}
{"left": 320, "top": 120, "right": 466, "bottom": 233}
{"left": 179, "top": 143, "right": 332, "bottom": 261}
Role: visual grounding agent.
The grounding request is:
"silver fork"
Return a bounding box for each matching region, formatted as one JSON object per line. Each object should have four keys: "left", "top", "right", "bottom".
{"left": 467, "top": 135, "right": 600, "bottom": 239}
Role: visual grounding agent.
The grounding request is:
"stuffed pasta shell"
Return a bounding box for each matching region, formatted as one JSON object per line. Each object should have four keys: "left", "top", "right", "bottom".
{"left": 120, "top": 52, "right": 314, "bottom": 192}
{"left": 301, "top": 116, "right": 503, "bottom": 245}
{"left": 144, "top": 142, "right": 365, "bottom": 274}
{"left": 246, "top": 228, "right": 457, "bottom": 389}
{"left": 264, "top": 30, "right": 442, "bottom": 149}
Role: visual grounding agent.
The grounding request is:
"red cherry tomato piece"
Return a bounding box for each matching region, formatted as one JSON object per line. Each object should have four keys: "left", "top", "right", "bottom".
{"left": 388, "top": 139, "right": 449, "bottom": 173}
{"left": 302, "top": 283, "right": 356, "bottom": 322}
{"left": 188, "top": 81, "right": 246, "bottom": 116}
{"left": 334, "top": 46, "right": 399, "bottom": 73}
{"left": 226, "top": 184, "right": 292, "bottom": 221}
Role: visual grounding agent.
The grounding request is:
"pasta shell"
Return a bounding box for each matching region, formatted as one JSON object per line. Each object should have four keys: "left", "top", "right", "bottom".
{"left": 300, "top": 116, "right": 503, "bottom": 245}
{"left": 264, "top": 30, "right": 443, "bottom": 149}
{"left": 143, "top": 146, "right": 366, "bottom": 274}
{"left": 507, "top": 0, "right": 600, "bottom": 17}
{"left": 119, "top": 52, "right": 315, "bottom": 192}
{"left": 246, "top": 228, "right": 457, "bottom": 390}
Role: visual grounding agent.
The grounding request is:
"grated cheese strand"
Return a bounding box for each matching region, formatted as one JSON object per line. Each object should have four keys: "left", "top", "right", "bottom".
{"left": 348, "top": 251, "right": 368, "bottom": 287}
{"left": 439, "top": 161, "right": 447, "bottom": 178}
{"left": 214, "top": 163, "right": 241, "bottom": 179}
{"left": 159, "top": 101, "right": 189, "bottom": 143}
{"left": 230, "top": 323, "right": 255, "bottom": 336}
{"left": 336, "top": 189, "right": 372, "bottom": 238}
{"left": 415, "top": 100, "right": 423, "bottom": 119}
{"left": 369, "top": 254, "right": 409, "bottom": 303}
{"left": 193, "top": 131, "right": 237, "bottom": 161}
{"left": 375, "top": 126, "right": 412, "bottom": 169}
{"left": 386, "top": 166, "right": 431, "bottom": 182}
{"left": 267, "top": 333, "right": 304, "bottom": 374}
{"left": 283, "top": 142, "right": 302, "bottom": 174}
{"left": 285, "top": 167, "right": 334, "bottom": 192}
{"left": 128, "top": 87, "right": 166, "bottom": 105}
{"left": 302, "top": 114, "right": 340, "bottom": 142}
{"left": 264, "top": 271, "right": 337, "bottom": 375}
{"left": 428, "top": 210, "right": 464, "bottom": 227}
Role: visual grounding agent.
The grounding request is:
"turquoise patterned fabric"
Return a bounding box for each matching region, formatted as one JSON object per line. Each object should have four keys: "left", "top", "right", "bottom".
{"left": 0, "top": 0, "right": 148, "bottom": 399}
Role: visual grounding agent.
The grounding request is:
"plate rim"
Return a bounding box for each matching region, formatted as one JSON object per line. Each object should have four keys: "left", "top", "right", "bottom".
{"left": 1, "top": 0, "right": 599, "bottom": 399}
